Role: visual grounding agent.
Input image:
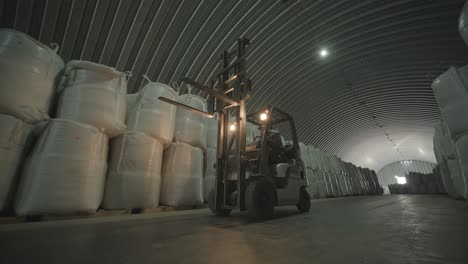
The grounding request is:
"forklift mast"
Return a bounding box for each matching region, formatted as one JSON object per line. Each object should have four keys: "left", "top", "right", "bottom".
{"left": 176, "top": 38, "right": 253, "bottom": 211}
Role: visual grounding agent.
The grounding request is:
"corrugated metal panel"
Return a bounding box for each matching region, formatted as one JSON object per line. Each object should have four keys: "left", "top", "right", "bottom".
{"left": 1, "top": 0, "right": 467, "bottom": 171}
{"left": 377, "top": 160, "right": 436, "bottom": 186}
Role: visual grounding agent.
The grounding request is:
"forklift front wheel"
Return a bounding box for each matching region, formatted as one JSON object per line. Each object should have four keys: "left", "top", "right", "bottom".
{"left": 297, "top": 188, "right": 311, "bottom": 213}
{"left": 208, "top": 189, "right": 232, "bottom": 216}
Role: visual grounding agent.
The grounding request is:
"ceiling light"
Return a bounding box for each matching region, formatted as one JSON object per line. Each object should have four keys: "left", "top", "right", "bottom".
{"left": 260, "top": 112, "right": 268, "bottom": 121}
{"left": 319, "top": 49, "right": 328, "bottom": 57}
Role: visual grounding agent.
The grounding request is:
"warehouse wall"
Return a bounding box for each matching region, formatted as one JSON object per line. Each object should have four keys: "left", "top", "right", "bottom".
{"left": 377, "top": 160, "right": 436, "bottom": 187}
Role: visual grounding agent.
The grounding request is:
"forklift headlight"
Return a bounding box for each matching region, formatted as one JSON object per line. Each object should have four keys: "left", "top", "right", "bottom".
{"left": 230, "top": 123, "right": 236, "bottom": 131}
{"left": 260, "top": 112, "right": 268, "bottom": 121}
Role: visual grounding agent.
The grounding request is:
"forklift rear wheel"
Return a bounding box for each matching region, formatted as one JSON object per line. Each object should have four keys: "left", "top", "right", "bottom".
{"left": 245, "top": 178, "right": 276, "bottom": 220}
{"left": 208, "top": 189, "right": 232, "bottom": 216}
{"left": 297, "top": 188, "right": 311, "bottom": 213}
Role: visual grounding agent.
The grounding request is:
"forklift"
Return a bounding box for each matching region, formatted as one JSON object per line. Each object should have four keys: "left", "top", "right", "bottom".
{"left": 159, "top": 38, "right": 310, "bottom": 220}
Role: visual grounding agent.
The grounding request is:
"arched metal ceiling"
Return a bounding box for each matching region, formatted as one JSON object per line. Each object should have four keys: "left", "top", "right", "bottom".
{"left": 2, "top": 0, "right": 468, "bottom": 171}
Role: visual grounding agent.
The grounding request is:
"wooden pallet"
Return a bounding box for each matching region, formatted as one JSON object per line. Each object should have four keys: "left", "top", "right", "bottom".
{"left": 0, "top": 205, "right": 207, "bottom": 225}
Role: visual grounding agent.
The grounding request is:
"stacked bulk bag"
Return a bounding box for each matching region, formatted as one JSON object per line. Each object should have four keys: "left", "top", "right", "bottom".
{"left": 313, "top": 148, "right": 332, "bottom": 198}
{"left": 330, "top": 156, "right": 348, "bottom": 196}
{"left": 432, "top": 66, "right": 468, "bottom": 140}
{"left": 454, "top": 136, "right": 468, "bottom": 199}
{"left": 57, "top": 61, "right": 127, "bottom": 137}
{"left": 174, "top": 94, "right": 207, "bottom": 150}
{"left": 438, "top": 159, "right": 461, "bottom": 199}
{"left": 126, "top": 94, "right": 138, "bottom": 118}
{"left": 247, "top": 122, "right": 261, "bottom": 145}
{"left": 204, "top": 117, "right": 218, "bottom": 201}
{"left": 246, "top": 122, "right": 262, "bottom": 145}
{"left": 0, "top": 115, "right": 32, "bottom": 211}
{"left": 15, "top": 119, "right": 108, "bottom": 215}
{"left": 203, "top": 148, "right": 217, "bottom": 202}
{"left": 0, "top": 29, "right": 64, "bottom": 123}
{"left": 299, "top": 143, "right": 311, "bottom": 169}
{"left": 126, "top": 80, "right": 178, "bottom": 147}
{"left": 160, "top": 142, "right": 203, "bottom": 206}
{"left": 102, "top": 131, "right": 164, "bottom": 209}
{"left": 323, "top": 155, "right": 339, "bottom": 197}
{"left": 433, "top": 120, "right": 467, "bottom": 199}
{"left": 206, "top": 117, "right": 218, "bottom": 149}
{"left": 299, "top": 143, "right": 314, "bottom": 197}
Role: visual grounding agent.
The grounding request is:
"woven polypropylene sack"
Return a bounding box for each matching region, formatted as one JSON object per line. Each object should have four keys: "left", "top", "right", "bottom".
{"left": 203, "top": 148, "right": 217, "bottom": 201}
{"left": 14, "top": 119, "right": 108, "bottom": 215}
{"left": 160, "top": 142, "right": 203, "bottom": 206}
{"left": 206, "top": 117, "right": 218, "bottom": 149}
{"left": 57, "top": 61, "right": 127, "bottom": 137}
{"left": 126, "top": 94, "right": 137, "bottom": 118}
{"left": 0, "top": 29, "right": 64, "bottom": 123}
{"left": 0, "top": 114, "right": 32, "bottom": 211}
{"left": 299, "top": 143, "right": 311, "bottom": 169}
{"left": 432, "top": 66, "right": 468, "bottom": 140}
{"left": 126, "top": 82, "right": 177, "bottom": 147}
{"left": 102, "top": 131, "right": 164, "bottom": 209}
{"left": 174, "top": 94, "right": 207, "bottom": 150}
{"left": 439, "top": 159, "right": 462, "bottom": 199}
{"left": 455, "top": 135, "right": 468, "bottom": 199}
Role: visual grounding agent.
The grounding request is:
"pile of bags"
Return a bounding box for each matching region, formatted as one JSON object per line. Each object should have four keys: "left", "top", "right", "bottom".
{"left": 14, "top": 59, "right": 128, "bottom": 215}
{"left": 299, "top": 143, "right": 382, "bottom": 199}
{"left": 103, "top": 80, "right": 177, "bottom": 210}
{"left": 429, "top": 1, "right": 468, "bottom": 201}
{"left": 432, "top": 65, "right": 468, "bottom": 200}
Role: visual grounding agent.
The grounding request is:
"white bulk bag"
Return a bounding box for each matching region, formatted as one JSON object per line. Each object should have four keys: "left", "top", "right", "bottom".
{"left": 439, "top": 159, "right": 462, "bottom": 199}
{"left": 126, "top": 81, "right": 177, "bottom": 147}
{"left": 206, "top": 117, "right": 218, "bottom": 149}
{"left": 307, "top": 146, "right": 319, "bottom": 170}
{"left": 247, "top": 122, "right": 260, "bottom": 145}
{"left": 446, "top": 159, "right": 467, "bottom": 199}
{"left": 160, "top": 142, "right": 203, "bottom": 206}
{"left": 432, "top": 66, "right": 468, "bottom": 139}
{"left": 57, "top": 61, "right": 127, "bottom": 137}
{"left": 0, "top": 115, "right": 32, "bottom": 210}
{"left": 174, "top": 94, "right": 207, "bottom": 150}
{"left": 434, "top": 121, "right": 456, "bottom": 160}
{"left": 14, "top": 119, "right": 108, "bottom": 215}
{"left": 455, "top": 135, "right": 468, "bottom": 199}
{"left": 126, "top": 94, "right": 138, "bottom": 117}
{"left": 315, "top": 150, "right": 328, "bottom": 171}
{"left": 299, "top": 143, "right": 311, "bottom": 169}
{"left": 102, "top": 131, "right": 164, "bottom": 209}
{"left": 204, "top": 148, "right": 217, "bottom": 201}
{"left": 0, "top": 29, "right": 64, "bottom": 123}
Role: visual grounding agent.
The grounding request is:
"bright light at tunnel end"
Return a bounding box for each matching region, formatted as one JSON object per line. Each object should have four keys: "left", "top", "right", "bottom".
{"left": 395, "top": 176, "right": 407, "bottom": 184}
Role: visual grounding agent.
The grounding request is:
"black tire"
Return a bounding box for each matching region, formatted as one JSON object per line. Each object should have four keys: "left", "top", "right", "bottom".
{"left": 297, "top": 188, "right": 311, "bottom": 213}
{"left": 245, "top": 178, "right": 276, "bottom": 220}
{"left": 208, "top": 189, "right": 232, "bottom": 216}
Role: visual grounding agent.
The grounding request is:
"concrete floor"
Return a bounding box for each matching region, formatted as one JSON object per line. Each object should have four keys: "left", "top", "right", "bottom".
{"left": 0, "top": 195, "right": 467, "bottom": 264}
